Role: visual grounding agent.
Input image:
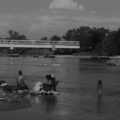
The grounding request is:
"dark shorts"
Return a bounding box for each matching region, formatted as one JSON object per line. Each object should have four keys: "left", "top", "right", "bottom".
{"left": 17, "top": 84, "right": 28, "bottom": 90}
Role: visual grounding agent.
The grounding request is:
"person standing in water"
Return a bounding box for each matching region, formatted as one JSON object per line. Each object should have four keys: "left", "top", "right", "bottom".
{"left": 97, "top": 80, "right": 102, "bottom": 98}
{"left": 51, "top": 75, "right": 59, "bottom": 91}
{"left": 16, "top": 70, "right": 27, "bottom": 90}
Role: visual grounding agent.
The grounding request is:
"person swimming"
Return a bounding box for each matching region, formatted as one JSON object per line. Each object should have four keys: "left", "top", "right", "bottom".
{"left": 97, "top": 80, "right": 102, "bottom": 97}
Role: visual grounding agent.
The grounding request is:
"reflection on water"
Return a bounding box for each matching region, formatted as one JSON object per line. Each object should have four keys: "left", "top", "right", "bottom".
{"left": 97, "top": 96, "right": 102, "bottom": 106}
{"left": 0, "top": 96, "right": 31, "bottom": 112}
{"left": 96, "top": 96, "right": 103, "bottom": 115}
{"left": 31, "top": 96, "right": 58, "bottom": 113}
{"left": 41, "top": 96, "right": 57, "bottom": 113}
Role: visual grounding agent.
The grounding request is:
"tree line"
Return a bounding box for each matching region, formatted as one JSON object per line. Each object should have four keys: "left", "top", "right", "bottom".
{"left": 7, "top": 29, "right": 27, "bottom": 40}
{"left": 42, "top": 26, "right": 120, "bottom": 56}
{"left": 62, "top": 26, "right": 120, "bottom": 56}
{"left": 5, "top": 27, "right": 120, "bottom": 56}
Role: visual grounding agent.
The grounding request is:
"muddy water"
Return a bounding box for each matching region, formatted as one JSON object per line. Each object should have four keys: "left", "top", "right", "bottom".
{"left": 0, "top": 57, "right": 120, "bottom": 120}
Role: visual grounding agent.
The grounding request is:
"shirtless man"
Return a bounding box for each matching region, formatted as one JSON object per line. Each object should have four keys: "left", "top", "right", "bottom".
{"left": 16, "top": 70, "right": 28, "bottom": 90}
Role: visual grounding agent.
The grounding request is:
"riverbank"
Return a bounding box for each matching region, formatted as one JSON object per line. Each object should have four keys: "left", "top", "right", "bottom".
{"left": 0, "top": 54, "right": 91, "bottom": 58}
{"left": 0, "top": 51, "right": 119, "bottom": 60}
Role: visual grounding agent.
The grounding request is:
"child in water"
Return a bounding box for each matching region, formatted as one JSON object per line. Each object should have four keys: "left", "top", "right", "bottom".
{"left": 97, "top": 80, "right": 102, "bottom": 97}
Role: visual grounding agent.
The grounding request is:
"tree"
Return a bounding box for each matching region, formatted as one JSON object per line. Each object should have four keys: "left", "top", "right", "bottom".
{"left": 114, "top": 28, "right": 120, "bottom": 52}
{"left": 50, "top": 35, "right": 61, "bottom": 41}
{"left": 62, "top": 29, "right": 78, "bottom": 41}
{"left": 41, "top": 37, "right": 48, "bottom": 40}
{"left": 62, "top": 26, "right": 110, "bottom": 53}
{"left": 75, "top": 26, "right": 92, "bottom": 51}
{"left": 89, "top": 27, "right": 109, "bottom": 51}
{"left": 7, "top": 29, "right": 13, "bottom": 40}
{"left": 18, "top": 35, "right": 26, "bottom": 40}
{"left": 102, "top": 31, "right": 119, "bottom": 56}
{"left": 7, "top": 29, "right": 27, "bottom": 40}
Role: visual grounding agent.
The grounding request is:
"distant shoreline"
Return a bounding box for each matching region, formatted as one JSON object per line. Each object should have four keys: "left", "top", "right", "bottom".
{"left": 0, "top": 54, "right": 109, "bottom": 59}
{"left": 0, "top": 53, "right": 119, "bottom": 59}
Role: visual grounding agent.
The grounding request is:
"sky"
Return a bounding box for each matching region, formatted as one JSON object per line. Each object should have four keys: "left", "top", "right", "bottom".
{"left": 0, "top": 0, "right": 120, "bottom": 39}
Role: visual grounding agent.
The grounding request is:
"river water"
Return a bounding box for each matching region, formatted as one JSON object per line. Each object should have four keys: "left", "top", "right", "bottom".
{"left": 0, "top": 56, "right": 120, "bottom": 120}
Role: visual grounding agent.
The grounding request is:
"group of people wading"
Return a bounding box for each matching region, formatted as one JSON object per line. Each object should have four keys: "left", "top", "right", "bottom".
{"left": 16, "top": 72, "right": 102, "bottom": 97}
{"left": 0, "top": 71, "right": 59, "bottom": 95}
{"left": 0, "top": 70, "right": 103, "bottom": 99}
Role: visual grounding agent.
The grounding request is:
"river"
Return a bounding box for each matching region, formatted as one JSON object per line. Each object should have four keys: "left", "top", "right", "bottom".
{"left": 0, "top": 56, "right": 120, "bottom": 120}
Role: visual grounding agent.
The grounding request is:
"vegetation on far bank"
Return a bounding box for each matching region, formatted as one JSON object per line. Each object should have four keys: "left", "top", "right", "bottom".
{"left": 1, "top": 27, "right": 120, "bottom": 56}
{"left": 61, "top": 26, "right": 120, "bottom": 56}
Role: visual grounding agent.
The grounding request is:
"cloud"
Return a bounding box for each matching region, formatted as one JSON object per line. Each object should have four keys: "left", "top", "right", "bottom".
{"left": 1, "top": 12, "right": 120, "bottom": 38}
{"left": 49, "top": 0, "right": 84, "bottom": 11}
{"left": 28, "top": 15, "right": 68, "bottom": 33}
{"left": 37, "top": 14, "right": 120, "bottom": 24}
{"left": 72, "top": 15, "right": 120, "bottom": 23}
{"left": 28, "top": 15, "right": 120, "bottom": 32}
{"left": 0, "top": 14, "right": 15, "bottom": 31}
{"left": 90, "top": 11, "right": 97, "bottom": 14}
